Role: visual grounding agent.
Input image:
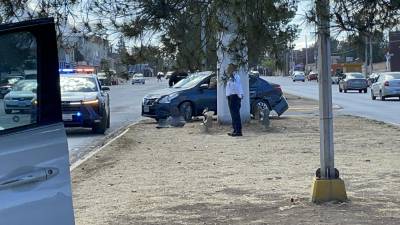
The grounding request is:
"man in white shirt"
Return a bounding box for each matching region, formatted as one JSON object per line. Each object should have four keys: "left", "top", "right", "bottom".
{"left": 226, "top": 63, "right": 244, "bottom": 136}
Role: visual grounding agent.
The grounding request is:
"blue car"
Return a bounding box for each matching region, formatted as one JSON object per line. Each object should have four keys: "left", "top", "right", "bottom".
{"left": 142, "top": 71, "right": 288, "bottom": 121}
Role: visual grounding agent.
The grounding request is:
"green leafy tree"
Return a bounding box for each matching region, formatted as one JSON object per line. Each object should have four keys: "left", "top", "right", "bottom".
{"left": 88, "top": 0, "right": 298, "bottom": 72}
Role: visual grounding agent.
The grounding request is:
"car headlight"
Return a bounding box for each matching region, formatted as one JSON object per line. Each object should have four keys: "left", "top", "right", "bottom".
{"left": 158, "top": 93, "right": 178, "bottom": 104}
{"left": 69, "top": 99, "right": 99, "bottom": 105}
{"left": 82, "top": 99, "right": 99, "bottom": 105}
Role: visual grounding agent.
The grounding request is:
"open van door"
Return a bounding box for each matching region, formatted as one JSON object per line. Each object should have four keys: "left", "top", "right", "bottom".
{"left": 0, "top": 19, "right": 75, "bottom": 225}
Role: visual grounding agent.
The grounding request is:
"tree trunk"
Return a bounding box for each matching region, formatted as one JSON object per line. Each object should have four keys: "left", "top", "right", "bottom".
{"left": 216, "top": 12, "right": 250, "bottom": 124}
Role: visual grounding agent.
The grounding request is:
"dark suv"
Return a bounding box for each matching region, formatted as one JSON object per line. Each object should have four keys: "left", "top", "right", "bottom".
{"left": 60, "top": 74, "right": 110, "bottom": 134}
{"left": 142, "top": 71, "right": 288, "bottom": 121}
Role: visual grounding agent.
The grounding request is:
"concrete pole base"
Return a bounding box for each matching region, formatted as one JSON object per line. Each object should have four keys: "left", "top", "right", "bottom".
{"left": 311, "top": 177, "right": 347, "bottom": 203}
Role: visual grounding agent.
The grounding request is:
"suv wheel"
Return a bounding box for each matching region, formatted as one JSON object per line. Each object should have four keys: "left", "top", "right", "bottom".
{"left": 179, "top": 102, "right": 193, "bottom": 122}
{"left": 106, "top": 112, "right": 111, "bottom": 128}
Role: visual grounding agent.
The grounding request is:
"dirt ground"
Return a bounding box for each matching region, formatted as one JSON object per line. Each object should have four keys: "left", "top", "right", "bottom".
{"left": 72, "top": 95, "right": 400, "bottom": 225}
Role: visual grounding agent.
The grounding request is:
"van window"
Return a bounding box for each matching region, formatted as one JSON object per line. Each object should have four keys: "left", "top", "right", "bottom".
{"left": 0, "top": 32, "right": 37, "bottom": 132}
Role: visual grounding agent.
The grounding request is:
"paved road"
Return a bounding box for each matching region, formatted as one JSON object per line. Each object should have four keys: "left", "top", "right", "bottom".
{"left": 265, "top": 76, "right": 400, "bottom": 126}
{"left": 0, "top": 78, "right": 167, "bottom": 162}
{"left": 67, "top": 78, "right": 167, "bottom": 162}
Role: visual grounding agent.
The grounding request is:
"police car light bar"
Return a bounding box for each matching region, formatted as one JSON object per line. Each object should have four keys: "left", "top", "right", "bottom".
{"left": 59, "top": 68, "right": 95, "bottom": 73}
{"left": 59, "top": 69, "right": 74, "bottom": 72}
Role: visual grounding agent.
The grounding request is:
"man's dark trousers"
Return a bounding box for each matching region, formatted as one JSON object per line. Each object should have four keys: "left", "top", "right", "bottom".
{"left": 228, "top": 94, "right": 242, "bottom": 134}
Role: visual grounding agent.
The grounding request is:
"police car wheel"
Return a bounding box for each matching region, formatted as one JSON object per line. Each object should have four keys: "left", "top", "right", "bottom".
{"left": 92, "top": 114, "right": 107, "bottom": 134}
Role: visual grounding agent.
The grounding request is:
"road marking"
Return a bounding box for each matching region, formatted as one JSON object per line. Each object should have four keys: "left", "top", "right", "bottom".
{"left": 70, "top": 126, "right": 131, "bottom": 171}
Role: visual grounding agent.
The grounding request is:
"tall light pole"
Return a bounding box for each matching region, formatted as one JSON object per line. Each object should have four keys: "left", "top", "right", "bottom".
{"left": 369, "top": 35, "right": 373, "bottom": 74}
{"left": 364, "top": 36, "right": 368, "bottom": 77}
{"left": 305, "top": 34, "right": 308, "bottom": 73}
{"left": 311, "top": 0, "right": 347, "bottom": 203}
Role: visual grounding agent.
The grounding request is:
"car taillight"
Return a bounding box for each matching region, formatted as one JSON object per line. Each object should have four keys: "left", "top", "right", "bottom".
{"left": 384, "top": 81, "right": 389, "bottom": 86}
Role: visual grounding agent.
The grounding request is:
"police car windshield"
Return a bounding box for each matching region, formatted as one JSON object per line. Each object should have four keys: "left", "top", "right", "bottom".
{"left": 60, "top": 76, "right": 98, "bottom": 92}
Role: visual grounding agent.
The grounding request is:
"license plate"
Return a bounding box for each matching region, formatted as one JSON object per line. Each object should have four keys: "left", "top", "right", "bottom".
{"left": 17, "top": 101, "right": 28, "bottom": 106}
{"left": 143, "top": 105, "right": 150, "bottom": 113}
{"left": 62, "top": 114, "right": 73, "bottom": 121}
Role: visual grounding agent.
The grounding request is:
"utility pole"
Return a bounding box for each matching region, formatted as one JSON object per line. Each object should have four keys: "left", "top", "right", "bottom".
{"left": 317, "top": 0, "right": 334, "bottom": 180}
{"left": 364, "top": 36, "right": 368, "bottom": 77}
{"left": 311, "top": 0, "right": 347, "bottom": 203}
{"left": 369, "top": 35, "right": 373, "bottom": 74}
{"left": 305, "top": 34, "right": 308, "bottom": 73}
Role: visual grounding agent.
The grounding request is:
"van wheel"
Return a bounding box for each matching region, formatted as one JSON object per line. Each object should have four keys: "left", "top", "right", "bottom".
{"left": 179, "top": 102, "right": 193, "bottom": 122}
{"left": 344, "top": 89, "right": 347, "bottom": 93}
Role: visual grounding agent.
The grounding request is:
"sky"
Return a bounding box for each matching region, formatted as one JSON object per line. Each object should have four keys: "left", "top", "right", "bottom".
{"left": 292, "top": 0, "right": 318, "bottom": 50}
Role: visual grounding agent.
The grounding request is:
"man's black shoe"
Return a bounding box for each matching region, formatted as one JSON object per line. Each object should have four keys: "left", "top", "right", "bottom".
{"left": 228, "top": 132, "right": 242, "bottom": 137}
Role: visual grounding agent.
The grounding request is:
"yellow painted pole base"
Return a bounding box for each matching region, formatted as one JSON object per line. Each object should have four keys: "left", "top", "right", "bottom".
{"left": 311, "top": 177, "right": 347, "bottom": 203}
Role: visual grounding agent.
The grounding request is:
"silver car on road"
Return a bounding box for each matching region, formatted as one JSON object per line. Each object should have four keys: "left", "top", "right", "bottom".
{"left": 131, "top": 73, "right": 145, "bottom": 84}
{"left": 371, "top": 72, "right": 400, "bottom": 101}
{"left": 339, "top": 72, "right": 368, "bottom": 93}
{"left": 3, "top": 79, "right": 37, "bottom": 114}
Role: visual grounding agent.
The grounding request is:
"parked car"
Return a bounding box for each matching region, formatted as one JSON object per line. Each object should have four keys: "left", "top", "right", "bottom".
{"left": 292, "top": 71, "right": 305, "bottom": 82}
{"left": 142, "top": 71, "right": 289, "bottom": 121}
{"left": 60, "top": 74, "right": 111, "bottom": 134}
{"left": 338, "top": 72, "right": 368, "bottom": 93}
{"left": 371, "top": 72, "right": 400, "bottom": 101}
{"left": 307, "top": 71, "right": 318, "bottom": 81}
{"left": 132, "top": 73, "right": 145, "bottom": 84}
{"left": 3, "top": 79, "right": 37, "bottom": 114}
{"left": 0, "top": 75, "right": 24, "bottom": 99}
